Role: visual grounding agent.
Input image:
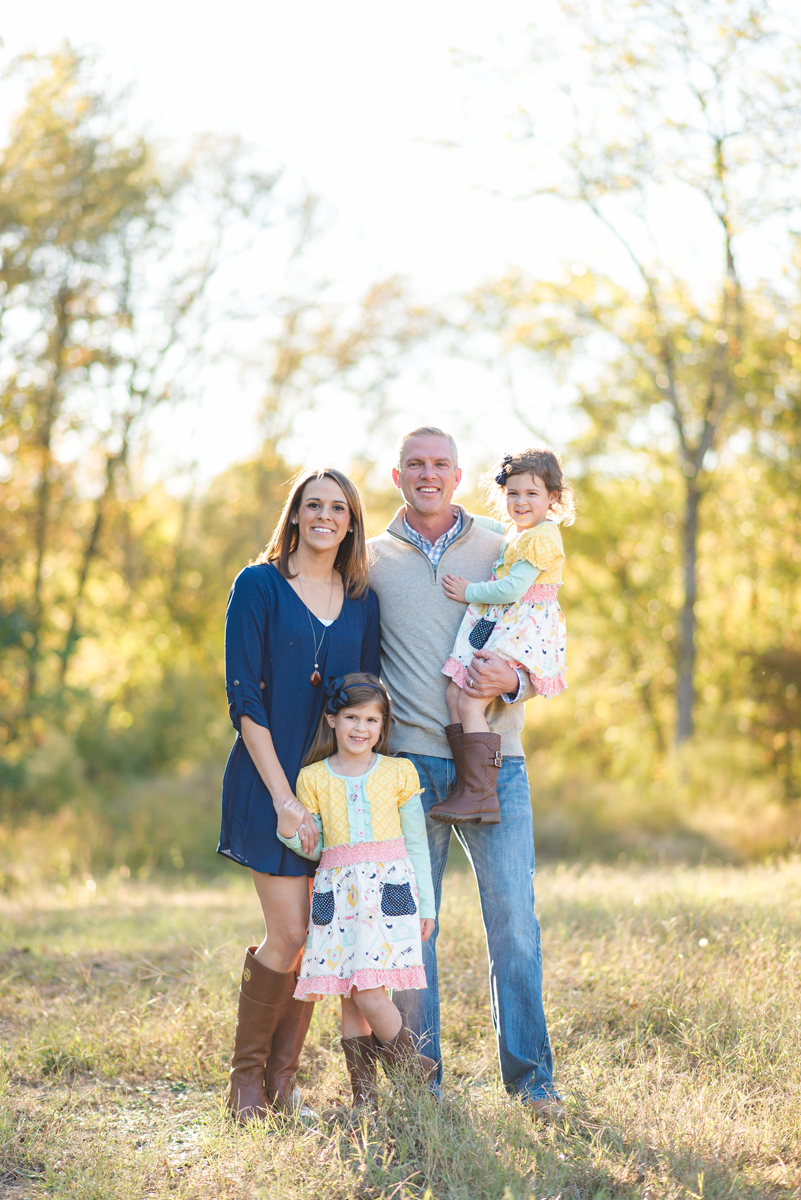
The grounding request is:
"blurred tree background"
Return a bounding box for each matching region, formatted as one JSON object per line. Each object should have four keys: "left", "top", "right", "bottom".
{"left": 2, "top": 5, "right": 800, "bottom": 889}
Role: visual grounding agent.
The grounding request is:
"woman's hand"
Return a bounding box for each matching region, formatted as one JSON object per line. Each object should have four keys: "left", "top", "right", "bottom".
{"left": 420, "top": 918, "right": 435, "bottom": 942}
{"left": 277, "top": 795, "right": 317, "bottom": 854}
{"left": 442, "top": 573, "right": 470, "bottom": 603}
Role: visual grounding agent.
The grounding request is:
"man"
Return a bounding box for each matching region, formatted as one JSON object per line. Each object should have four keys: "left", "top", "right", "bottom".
{"left": 367, "top": 426, "right": 563, "bottom": 1120}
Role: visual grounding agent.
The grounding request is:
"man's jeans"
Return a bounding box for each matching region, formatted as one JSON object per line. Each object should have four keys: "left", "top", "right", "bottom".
{"left": 394, "top": 753, "right": 558, "bottom": 1102}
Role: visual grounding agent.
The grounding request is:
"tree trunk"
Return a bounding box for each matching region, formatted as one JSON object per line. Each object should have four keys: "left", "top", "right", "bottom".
{"left": 27, "top": 282, "right": 71, "bottom": 706}
{"left": 676, "top": 480, "right": 702, "bottom": 743}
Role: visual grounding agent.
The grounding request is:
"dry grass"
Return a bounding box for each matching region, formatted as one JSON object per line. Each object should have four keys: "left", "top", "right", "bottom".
{"left": 2, "top": 856, "right": 800, "bottom": 1199}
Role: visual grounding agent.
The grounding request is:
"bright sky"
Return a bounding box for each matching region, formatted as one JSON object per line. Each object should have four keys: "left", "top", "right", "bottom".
{"left": 0, "top": 2, "right": 747, "bottom": 487}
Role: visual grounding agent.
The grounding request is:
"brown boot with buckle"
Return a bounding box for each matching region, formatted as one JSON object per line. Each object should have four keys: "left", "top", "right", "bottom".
{"left": 341, "top": 1035, "right": 380, "bottom": 1111}
{"left": 224, "top": 947, "right": 296, "bottom": 1122}
{"left": 444, "top": 722, "right": 464, "bottom": 786}
{"left": 429, "top": 732, "right": 502, "bottom": 826}
{"left": 264, "top": 992, "right": 315, "bottom": 1115}
{"left": 372, "top": 1025, "right": 438, "bottom": 1084}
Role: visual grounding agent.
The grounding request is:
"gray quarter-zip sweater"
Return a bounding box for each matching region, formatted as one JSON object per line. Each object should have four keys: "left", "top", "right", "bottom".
{"left": 368, "top": 506, "right": 532, "bottom": 759}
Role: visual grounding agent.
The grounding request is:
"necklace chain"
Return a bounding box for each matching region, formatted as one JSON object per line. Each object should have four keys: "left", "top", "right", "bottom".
{"left": 332, "top": 751, "right": 375, "bottom": 777}
{"left": 295, "top": 566, "right": 335, "bottom": 686}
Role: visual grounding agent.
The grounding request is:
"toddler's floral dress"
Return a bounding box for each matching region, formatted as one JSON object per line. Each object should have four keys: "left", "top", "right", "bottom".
{"left": 443, "top": 520, "right": 567, "bottom": 698}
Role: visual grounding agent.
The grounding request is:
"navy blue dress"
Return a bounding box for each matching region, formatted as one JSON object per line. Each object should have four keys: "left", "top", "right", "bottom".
{"left": 218, "top": 563, "right": 381, "bottom": 875}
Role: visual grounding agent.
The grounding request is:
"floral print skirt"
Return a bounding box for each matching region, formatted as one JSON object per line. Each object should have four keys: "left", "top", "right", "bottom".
{"left": 294, "top": 836, "right": 427, "bottom": 1001}
{"left": 443, "top": 582, "right": 567, "bottom": 698}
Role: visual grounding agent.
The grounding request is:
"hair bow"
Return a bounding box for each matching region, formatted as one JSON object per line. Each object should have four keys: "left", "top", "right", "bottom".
{"left": 495, "top": 454, "right": 514, "bottom": 487}
{"left": 323, "top": 675, "right": 351, "bottom": 714}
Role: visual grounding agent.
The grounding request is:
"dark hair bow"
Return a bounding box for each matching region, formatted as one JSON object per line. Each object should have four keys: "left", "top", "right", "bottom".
{"left": 323, "top": 675, "right": 351, "bottom": 714}
{"left": 495, "top": 454, "right": 514, "bottom": 487}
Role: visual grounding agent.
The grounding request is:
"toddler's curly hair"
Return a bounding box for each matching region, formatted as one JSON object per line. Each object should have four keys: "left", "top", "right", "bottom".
{"left": 482, "top": 447, "right": 576, "bottom": 526}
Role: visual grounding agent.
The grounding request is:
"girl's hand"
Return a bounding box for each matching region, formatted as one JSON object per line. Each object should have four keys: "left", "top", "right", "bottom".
{"left": 442, "top": 573, "right": 470, "bottom": 603}
{"left": 277, "top": 795, "right": 316, "bottom": 853}
{"left": 420, "top": 918, "right": 435, "bottom": 942}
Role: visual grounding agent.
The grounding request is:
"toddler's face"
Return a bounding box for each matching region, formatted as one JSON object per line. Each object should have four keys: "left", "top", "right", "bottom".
{"left": 504, "top": 472, "right": 554, "bottom": 529}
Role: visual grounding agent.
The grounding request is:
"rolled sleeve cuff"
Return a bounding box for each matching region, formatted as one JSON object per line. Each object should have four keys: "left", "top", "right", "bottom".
{"left": 226, "top": 678, "right": 270, "bottom": 733}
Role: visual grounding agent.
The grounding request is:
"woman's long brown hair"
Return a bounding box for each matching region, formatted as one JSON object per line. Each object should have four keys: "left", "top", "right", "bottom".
{"left": 303, "top": 673, "right": 392, "bottom": 767}
{"left": 257, "top": 467, "right": 369, "bottom": 598}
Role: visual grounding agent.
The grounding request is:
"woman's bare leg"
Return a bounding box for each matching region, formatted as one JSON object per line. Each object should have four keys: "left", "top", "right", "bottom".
{"left": 250, "top": 872, "right": 311, "bottom": 973}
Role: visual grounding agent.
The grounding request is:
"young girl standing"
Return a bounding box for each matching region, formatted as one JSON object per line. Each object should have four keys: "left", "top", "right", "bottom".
{"left": 430, "top": 447, "right": 575, "bottom": 828}
{"left": 276, "top": 673, "right": 436, "bottom": 1110}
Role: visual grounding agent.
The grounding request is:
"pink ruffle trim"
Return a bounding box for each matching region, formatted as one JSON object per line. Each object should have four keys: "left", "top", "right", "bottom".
{"left": 441, "top": 656, "right": 468, "bottom": 687}
{"left": 320, "top": 837, "right": 407, "bottom": 869}
{"left": 294, "top": 965, "right": 427, "bottom": 1001}
{"left": 531, "top": 673, "right": 567, "bottom": 698}
{"left": 520, "top": 583, "right": 560, "bottom": 603}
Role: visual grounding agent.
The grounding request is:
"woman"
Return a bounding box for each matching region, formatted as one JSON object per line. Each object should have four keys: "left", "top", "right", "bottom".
{"left": 218, "top": 467, "right": 380, "bottom": 1121}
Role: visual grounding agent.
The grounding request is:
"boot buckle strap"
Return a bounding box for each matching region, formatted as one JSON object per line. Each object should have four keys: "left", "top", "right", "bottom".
{"left": 493, "top": 750, "right": 503, "bottom": 768}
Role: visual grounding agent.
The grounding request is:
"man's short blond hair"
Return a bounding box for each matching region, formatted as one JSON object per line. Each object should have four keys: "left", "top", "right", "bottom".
{"left": 396, "top": 426, "right": 459, "bottom": 469}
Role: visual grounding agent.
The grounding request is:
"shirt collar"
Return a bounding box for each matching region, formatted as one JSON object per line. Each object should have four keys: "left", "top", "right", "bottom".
{"left": 402, "top": 507, "right": 462, "bottom": 548}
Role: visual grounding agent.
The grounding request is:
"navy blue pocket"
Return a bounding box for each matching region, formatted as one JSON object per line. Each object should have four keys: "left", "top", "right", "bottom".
{"left": 311, "top": 890, "right": 335, "bottom": 926}
{"left": 381, "top": 881, "right": 417, "bottom": 917}
{"left": 469, "top": 617, "right": 496, "bottom": 649}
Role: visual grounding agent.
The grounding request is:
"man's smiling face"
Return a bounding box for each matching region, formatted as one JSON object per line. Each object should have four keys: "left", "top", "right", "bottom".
{"left": 392, "top": 434, "right": 462, "bottom": 518}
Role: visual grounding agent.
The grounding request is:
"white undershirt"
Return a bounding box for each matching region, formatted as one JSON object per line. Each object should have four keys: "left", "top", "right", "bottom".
{"left": 318, "top": 618, "right": 334, "bottom": 627}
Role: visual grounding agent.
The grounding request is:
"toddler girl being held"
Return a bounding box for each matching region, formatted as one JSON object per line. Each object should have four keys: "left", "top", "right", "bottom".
{"left": 430, "top": 447, "right": 575, "bottom": 828}
{"left": 276, "top": 672, "right": 436, "bottom": 1112}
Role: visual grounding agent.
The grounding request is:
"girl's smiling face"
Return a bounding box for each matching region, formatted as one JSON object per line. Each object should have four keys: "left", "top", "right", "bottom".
{"left": 326, "top": 702, "right": 384, "bottom": 758}
{"left": 505, "top": 471, "right": 555, "bottom": 530}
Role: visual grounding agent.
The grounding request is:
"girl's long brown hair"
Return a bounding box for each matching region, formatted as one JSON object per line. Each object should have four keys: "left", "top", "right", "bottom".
{"left": 303, "top": 673, "right": 391, "bottom": 767}
{"left": 257, "top": 467, "right": 369, "bottom": 598}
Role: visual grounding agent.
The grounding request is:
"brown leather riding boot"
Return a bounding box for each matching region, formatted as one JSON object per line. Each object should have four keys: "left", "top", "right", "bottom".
{"left": 445, "top": 722, "right": 464, "bottom": 788}
{"left": 224, "top": 947, "right": 295, "bottom": 1122}
{"left": 428, "top": 732, "right": 502, "bottom": 826}
{"left": 341, "top": 1035, "right": 380, "bottom": 1110}
{"left": 264, "top": 993, "right": 315, "bottom": 1113}
{"left": 372, "top": 1025, "right": 438, "bottom": 1084}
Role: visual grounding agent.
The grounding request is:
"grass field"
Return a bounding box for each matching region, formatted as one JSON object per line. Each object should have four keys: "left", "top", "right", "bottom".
{"left": 2, "top": 854, "right": 800, "bottom": 1200}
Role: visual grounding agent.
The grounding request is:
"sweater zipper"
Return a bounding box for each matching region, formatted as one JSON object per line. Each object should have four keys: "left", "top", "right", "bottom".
{"left": 387, "top": 516, "right": 475, "bottom": 583}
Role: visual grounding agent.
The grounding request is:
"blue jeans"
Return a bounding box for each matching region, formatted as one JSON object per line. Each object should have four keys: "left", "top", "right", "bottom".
{"left": 394, "top": 753, "right": 558, "bottom": 1102}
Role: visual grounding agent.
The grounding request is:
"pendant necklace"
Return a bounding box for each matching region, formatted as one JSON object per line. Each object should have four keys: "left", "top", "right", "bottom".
{"left": 296, "top": 570, "right": 335, "bottom": 687}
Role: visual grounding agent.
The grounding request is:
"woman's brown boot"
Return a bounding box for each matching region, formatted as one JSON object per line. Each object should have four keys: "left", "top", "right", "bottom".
{"left": 264, "top": 994, "right": 315, "bottom": 1114}
{"left": 373, "top": 1025, "right": 437, "bottom": 1083}
{"left": 224, "top": 947, "right": 296, "bottom": 1122}
{"left": 341, "top": 1035, "right": 380, "bottom": 1110}
{"left": 429, "top": 732, "right": 502, "bottom": 826}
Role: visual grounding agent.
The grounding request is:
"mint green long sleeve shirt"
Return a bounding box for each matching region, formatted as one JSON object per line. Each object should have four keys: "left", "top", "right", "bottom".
{"left": 464, "top": 558, "right": 541, "bottom": 605}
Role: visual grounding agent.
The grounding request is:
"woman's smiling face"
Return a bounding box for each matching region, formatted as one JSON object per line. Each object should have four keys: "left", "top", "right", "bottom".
{"left": 295, "top": 476, "right": 352, "bottom": 554}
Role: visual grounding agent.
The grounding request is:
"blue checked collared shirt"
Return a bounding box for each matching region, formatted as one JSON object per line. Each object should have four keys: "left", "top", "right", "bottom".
{"left": 401, "top": 508, "right": 524, "bottom": 704}
{"left": 402, "top": 508, "right": 463, "bottom": 571}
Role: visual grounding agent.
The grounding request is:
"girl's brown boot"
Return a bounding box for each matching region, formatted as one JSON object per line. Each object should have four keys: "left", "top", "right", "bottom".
{"left": 428, "top": 732, "right": 502, "bottom": 826}
{"left": 373, "top": 1025, "right": 438, "bottom": 1083}
{"left": 341, "top": 1035, "right": 380, "bottom": 1110}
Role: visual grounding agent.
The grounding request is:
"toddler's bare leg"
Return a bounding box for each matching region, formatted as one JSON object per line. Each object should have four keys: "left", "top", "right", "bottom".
{"left": 445, "top": 679, "right": 463, "bottom": 725}
{"left": 455, "top": 685, "right": 492, "bottom": 734}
